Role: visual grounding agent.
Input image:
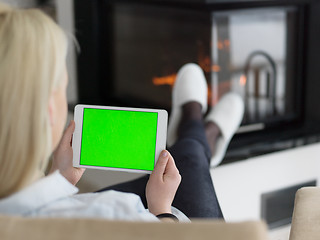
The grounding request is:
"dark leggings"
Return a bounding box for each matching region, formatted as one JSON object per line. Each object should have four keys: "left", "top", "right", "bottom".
{"left": 97, "top": 119, "right": 224, "bottom": 219}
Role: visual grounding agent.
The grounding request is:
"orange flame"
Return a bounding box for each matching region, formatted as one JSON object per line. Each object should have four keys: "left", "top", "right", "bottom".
{"left": 152, "top": 74, "right": 177, "bottom": 86}
{"left": 217, "top": 39, "right": 230, "bottom": 50}
{"left": 240, "top": 75, "right": 247, "bottom": 86}
{"left": 212, "top": 65, "right": 221, "bottom": 72}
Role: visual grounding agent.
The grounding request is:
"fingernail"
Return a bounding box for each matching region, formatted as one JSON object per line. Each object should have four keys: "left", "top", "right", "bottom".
{"left": 162, "top": 151, "right": 168, "bottom": 158}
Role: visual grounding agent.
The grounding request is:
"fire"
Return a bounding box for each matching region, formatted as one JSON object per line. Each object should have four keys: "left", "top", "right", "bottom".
{"left": 152, "top": 74, "right": 177, "bottom": 86}
{"left": 152, "top": 39, "right": 230, "bottom": 87}
{"left": 152, "top": 64, "right": 221, "bottom": 87}
{"left": 207, "top": 87, "right": 214, "bottom": 106}
{"left": 240, "top": 75, "right": 247, "bottom": 86}
{"left": 212, "top": 65, "right": 221, "bottom": 72}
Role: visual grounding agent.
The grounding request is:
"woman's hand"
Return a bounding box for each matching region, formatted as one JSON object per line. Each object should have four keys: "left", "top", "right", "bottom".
{"left": 146, "top": 150, "right": 181, "bottom": 216}
{"left": 49, "top": 120, "right": 85, "bottom": 185}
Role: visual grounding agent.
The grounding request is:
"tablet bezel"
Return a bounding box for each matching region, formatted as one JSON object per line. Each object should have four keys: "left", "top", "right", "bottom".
{"left": 72, "top": 104, "right": 168, "bottom": 174}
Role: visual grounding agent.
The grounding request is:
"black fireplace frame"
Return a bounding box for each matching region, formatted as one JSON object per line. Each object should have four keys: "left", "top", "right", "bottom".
{"left": 74, "top": 0, "right": 320, "bottom": 163}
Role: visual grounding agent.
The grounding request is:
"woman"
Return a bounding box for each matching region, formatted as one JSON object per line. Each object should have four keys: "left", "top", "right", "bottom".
{"left": 0, "top": 3, "right": 244, "bottom": 221}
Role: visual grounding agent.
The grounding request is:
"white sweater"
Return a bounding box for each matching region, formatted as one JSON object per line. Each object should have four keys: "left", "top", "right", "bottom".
{"left": 0, "top": 171, "right": 188, "bottom": 221}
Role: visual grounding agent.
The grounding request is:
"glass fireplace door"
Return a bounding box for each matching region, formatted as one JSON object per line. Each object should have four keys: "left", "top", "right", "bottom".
{"left": 211, "top": 8, "right": 299, "bottom": 129}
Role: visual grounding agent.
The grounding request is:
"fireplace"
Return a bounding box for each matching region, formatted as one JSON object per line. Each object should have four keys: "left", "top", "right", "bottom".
{"left": 74, "top": 0, "right": 320, "bottom": 163}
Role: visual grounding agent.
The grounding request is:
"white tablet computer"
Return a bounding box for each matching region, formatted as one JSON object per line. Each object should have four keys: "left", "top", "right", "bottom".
{"left": 72, "top": 104, "right": 168, "bottom": 174}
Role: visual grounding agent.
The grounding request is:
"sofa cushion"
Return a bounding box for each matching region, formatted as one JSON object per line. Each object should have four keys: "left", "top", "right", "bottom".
{"left": 0, "top": 215, "right": 268, "bottom": 240}
{"left": 290, "top": 187, "right": 320, "bottom": 240}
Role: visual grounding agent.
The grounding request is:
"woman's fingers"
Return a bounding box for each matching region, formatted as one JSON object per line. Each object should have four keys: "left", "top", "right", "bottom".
{"left": 164, "top": 153, "right": 179, "bottom": 176}
{"left": 151, "top": 150, "right": 170, "bottom": 178}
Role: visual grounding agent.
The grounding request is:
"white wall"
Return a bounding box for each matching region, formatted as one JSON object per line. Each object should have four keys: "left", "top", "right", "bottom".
{"left": 56, "top": 0, "right": 78, "bottom": 104}
{"left": 1, "top": 0, "right": 78, "bottom": 104}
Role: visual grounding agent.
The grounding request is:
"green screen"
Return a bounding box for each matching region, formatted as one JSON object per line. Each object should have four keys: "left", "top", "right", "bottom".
{"left": 80, "top": 108, "right": 158, "bottom": 171}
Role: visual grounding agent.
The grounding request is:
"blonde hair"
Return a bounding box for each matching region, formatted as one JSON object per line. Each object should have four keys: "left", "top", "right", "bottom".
{"left": 0, "top": 3, "right": 68, "bottom": 198}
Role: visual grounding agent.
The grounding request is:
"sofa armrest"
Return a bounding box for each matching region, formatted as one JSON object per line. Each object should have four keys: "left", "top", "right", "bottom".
{"left": 290, "top": 187, "right": 320, "bottom": 240}
{"left": 0, "top": 215, "right": 268, "bottom": 240}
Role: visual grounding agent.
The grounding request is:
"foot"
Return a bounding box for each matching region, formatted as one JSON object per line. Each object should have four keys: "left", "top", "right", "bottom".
{"left": 181, "top": 102, "right": 203, "bottom": 122}
{"left": 205, "top": 93, "right": 244, "bottom": 167}
{"left": 177, "top": 101, "right": 203, "bottom": 137}
{"left": 167, "top": 63, "right": 208, "bottom": 147}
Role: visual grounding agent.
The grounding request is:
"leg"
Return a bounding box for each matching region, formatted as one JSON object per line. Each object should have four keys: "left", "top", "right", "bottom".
{"left": 168, "top": 103, "right": 224, "bottom": 219}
